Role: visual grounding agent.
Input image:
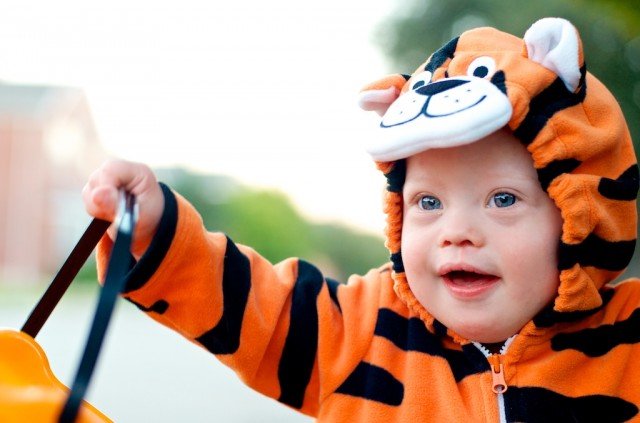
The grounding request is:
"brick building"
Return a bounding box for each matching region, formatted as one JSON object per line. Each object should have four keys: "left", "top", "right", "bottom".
{"left": 0, "top": 82, "right": 106, "bottom": 283}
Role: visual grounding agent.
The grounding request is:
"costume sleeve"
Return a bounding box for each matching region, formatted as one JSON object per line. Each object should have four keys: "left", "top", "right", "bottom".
{"left": 95, "top": 183, "right": 384, "bottom": 416}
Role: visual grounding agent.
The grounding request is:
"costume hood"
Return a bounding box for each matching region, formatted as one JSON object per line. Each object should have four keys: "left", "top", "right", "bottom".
{"left": 358, "top": 18, "right": 639, "bottom": 333}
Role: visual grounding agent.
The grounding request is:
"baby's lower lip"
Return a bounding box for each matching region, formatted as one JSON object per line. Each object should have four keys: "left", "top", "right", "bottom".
{"left": 442, "top": 271, "right": 500, "bottom": 298}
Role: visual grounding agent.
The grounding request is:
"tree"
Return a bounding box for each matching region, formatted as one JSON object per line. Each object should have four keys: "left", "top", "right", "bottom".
{"left": 572, "top": 0, "right": 640, "bottom": 38}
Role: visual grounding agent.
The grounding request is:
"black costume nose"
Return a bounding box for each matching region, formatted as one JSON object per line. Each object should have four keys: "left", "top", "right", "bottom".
{"left": 415, "top": 79, "right": 470, "bottom": 96}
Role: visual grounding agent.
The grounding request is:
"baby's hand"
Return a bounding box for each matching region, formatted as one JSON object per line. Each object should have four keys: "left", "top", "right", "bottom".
{"left": 82, "top": 159, "right": 165, "bottom": 259}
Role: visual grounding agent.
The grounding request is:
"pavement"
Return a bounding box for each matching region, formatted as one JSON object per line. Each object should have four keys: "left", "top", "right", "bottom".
{"left": 0, "top": 284, "right": 313, "bottom": 422}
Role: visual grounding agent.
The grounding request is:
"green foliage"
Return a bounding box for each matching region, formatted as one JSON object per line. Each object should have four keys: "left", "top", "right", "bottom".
{"left": 570, "top": 0, "right": 640, "bottom": 38}
{"left": 374, "top": 0, "right": 640, "bottom": 154}
{"left": 76, "top": 254, "right": 99, "bottom": 283}
{"left": 155, "top": 168, "right": 389, "bottom": 282}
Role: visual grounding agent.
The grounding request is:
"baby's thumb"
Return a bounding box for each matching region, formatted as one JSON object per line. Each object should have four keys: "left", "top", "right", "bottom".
{"left": 85, "top": 185, "right": 120, "bottom": 222}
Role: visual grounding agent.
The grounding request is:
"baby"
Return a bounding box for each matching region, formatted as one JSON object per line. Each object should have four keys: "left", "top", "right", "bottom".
{"left": 83, "top": 18, "right": 640, "bottom": 422}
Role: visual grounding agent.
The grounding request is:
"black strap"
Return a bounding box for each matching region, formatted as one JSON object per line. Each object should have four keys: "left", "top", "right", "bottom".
{"left": 57, "top": 193, "right": 136, "bottom": 422}
{"left": 58, "top": 192, "right": 136, "bottom": 422}
{"left": 21, "top": 218, "right": 111, "bottom": 338}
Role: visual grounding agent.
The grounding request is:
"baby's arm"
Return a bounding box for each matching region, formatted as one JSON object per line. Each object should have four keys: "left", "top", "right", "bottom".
{"left": 82, "top": 159, "right": 165, "bottom": 259}
{"left": 82, "top": 160, "right": 382, "bottom": 416}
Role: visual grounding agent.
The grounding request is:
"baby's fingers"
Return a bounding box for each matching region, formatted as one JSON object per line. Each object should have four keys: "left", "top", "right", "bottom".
{"left": 83, "top": 160, "right": 164, "bottom": 258}
{"left": 83, "top": 160, "right": 155, "bottom": 218}
{"left": 82, "top": 183, "right": 120, "bottom": 222}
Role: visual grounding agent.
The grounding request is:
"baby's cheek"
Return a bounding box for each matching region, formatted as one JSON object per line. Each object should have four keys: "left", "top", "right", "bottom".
{"left": 400, "top": 236, "right": 421, "bottom": 272}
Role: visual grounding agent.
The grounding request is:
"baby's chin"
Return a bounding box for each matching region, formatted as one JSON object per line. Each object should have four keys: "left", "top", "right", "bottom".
{"left": 447, "top": 320, "right": 522, "bottom": 345}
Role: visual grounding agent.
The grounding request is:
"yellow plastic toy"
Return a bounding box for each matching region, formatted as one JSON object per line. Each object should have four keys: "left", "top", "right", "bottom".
{"left": 0, "top": 329, "right": 110, "bottom": 422}
{"left": 0, "top": 194, "right": 135, "bottom": 422}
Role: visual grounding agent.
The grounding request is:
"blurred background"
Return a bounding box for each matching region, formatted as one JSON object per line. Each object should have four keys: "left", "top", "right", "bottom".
{"left": 0, "top": 0, "right": 638, "bottom": 421}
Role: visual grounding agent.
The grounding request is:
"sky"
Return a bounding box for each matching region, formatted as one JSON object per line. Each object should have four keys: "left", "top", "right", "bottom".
{"left": 0, "top": 0, "right": 400, "bottom": 233}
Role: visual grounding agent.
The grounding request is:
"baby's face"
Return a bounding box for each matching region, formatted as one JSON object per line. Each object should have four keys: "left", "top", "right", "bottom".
{"left": 401, "top": 129, "right": 563, "bottom": 343}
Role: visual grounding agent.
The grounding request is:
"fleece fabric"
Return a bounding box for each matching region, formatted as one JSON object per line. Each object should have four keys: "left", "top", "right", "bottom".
{"left": 97, "top": 18, "right": 640, "bottom": 422}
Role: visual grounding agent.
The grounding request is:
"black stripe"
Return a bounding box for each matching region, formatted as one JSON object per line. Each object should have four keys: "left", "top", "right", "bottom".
{"left": 454, "top": 344, "right": 491, "bottom": 381}
{"left": 432, "top": 319, "right": 449, "bottom": 337}
{"left": 128, "top": 299, "right": 169, "bottom": 315}
{"left": 490, "top": 70, "right": 507, "bottom": 95}
{"left": 336, "top": 362, "right": 404, "bottom": 406}
{"left": 278, "top": 260, "right": 323, "bottom": 409}
{"left": 384, "top": 159, "right": 406, "bottom": 193}
{"left": 123, "top": 183, "right": 177, "bottom": 293}
{"left": 533, "top": 289, "right": 614, "bottom": 328}
{"left": 390, "top": 252, "right": 404, "bottom": 273}
{"left": 536, "top": 158, "right": 581, "bottom": 191}
{"left": 425, "top": 37, "right": 459, "bottom": 73}
{"left": 598, "top": 164, "right": 640, "bottom": 201}
{"left": 504, "top": 386, "right": 638, "bottom": 423}
{"left": 326, "top": 277, "right": 342, "bottom": 313}
{"left": 514, "top": 65, "right": 587, "bottom": 145}
{"left": 551, "top": 308, "right": 640, "bottom": 357}
{"left": 195, "top": 237, "right": 251, "bottom": 355}
{"left": 375, "top": 309, "right": 488, "bottom": 382}
{"left": 558, "top": 233, "right": 636, "bottom": 272}
{"left": 376, "top": 309, "right": 440, "bottom": 353}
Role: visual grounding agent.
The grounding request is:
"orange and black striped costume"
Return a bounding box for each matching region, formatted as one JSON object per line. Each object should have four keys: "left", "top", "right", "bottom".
{"left": 98, "top": 18, "right": 640, "bottom": 422}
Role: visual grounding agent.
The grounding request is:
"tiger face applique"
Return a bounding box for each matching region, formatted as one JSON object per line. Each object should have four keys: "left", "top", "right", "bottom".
{"left": 358, "top": 18, "right": 583, "bottom": 162}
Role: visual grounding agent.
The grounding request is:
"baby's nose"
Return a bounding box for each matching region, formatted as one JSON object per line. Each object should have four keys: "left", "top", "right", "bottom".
{"left": 438, "top": 210, "right": 484, "bottom": 248}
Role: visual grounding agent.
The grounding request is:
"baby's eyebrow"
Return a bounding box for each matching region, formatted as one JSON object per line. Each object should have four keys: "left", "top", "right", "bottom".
{"left": 401, "top": 182, "right": 439, "bottom": 196}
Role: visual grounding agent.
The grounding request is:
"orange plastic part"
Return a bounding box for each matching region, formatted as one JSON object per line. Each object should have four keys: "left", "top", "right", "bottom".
{"left": 0, "top": 329, "right": 111, "bottom": 422}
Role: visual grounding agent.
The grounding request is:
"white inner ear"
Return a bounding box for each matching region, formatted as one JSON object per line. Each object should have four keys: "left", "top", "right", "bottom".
{"left": 523, "top": 18, "right": 581, "bottom": 92}
{"left": 357, "top": 86, "right": 400, "bottom": 116}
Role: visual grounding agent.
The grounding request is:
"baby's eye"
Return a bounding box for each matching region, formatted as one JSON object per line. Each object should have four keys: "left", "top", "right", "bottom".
{"left": 419, "top": 195, "right": 442, "bottom": 210}
{"left": 489, "top": 192, "right": 517, "bottom": 208}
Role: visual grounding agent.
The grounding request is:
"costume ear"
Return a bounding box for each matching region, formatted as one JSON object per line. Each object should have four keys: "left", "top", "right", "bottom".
{"left": 357, "top": 74, "right": 409, "bottom": 116}
{"left": 523, "top": 17, "right": 583, "bottom": 92}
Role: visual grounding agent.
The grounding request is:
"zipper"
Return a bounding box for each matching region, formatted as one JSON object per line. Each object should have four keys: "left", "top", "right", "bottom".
{"left": 473, "top": 336, "right": 516, "bottom": 423}
{"left": 488, "top": 354, "right": 507, "bottom": 394}
{"left": 473, "top": 335, "right": 515, "bottom": 393}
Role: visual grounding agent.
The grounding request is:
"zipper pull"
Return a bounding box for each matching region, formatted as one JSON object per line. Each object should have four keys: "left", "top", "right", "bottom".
{"left": 489, "top": 355, "right": 508, "bottom": 394}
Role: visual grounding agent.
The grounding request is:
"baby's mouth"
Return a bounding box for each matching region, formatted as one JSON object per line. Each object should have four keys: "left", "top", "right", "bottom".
{"left": 445, "top": 270, "right": 496, "bottom": 285}
{"left": 439, "top": 265, "right": 500, "bottom": 297}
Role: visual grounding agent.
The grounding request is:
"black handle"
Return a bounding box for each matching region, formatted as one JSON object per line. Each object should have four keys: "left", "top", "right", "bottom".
{"left": 22, "top": 218, "right": 111, "bottom": 338}
{"left": 58, "top": 192, "right": 137, "bottom": 423}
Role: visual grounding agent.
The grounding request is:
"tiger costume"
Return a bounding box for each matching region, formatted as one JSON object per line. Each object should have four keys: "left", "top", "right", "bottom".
{"left": 98, "top": 18, "right": 640, "bottom": 422}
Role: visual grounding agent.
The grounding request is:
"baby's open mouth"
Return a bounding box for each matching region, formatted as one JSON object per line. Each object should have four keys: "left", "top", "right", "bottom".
{"left": 440, "top": 268, "right": 500, "bottom": 298}
{"left": 445, "top": 270, "right": 496, "bottom": 285}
